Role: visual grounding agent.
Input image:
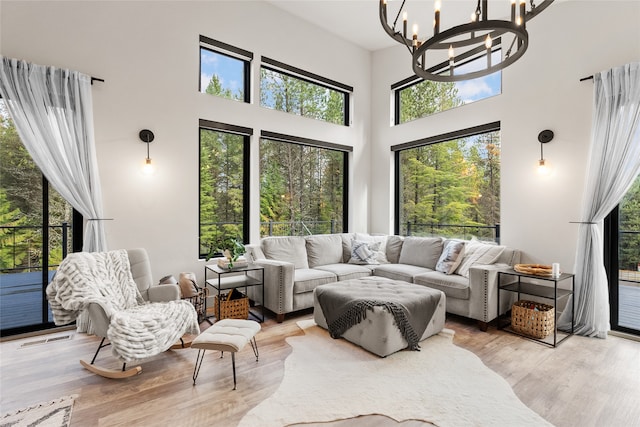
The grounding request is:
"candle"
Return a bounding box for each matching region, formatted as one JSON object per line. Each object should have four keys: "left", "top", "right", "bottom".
{"left": 486, "top": 35, "right": 492, "bottom": 68}
{"left": 511, "top": 0, "right": 516, "bottom": 22}
{"left": 552, "top": 263, "right": 560, "bottom": 278}
{"left": 434, "top": 1, "right": 441, "bottom": 35}
{"left": 520, "top": 0, "right": 526, "bottom": 28}
{"left": 403, "top": 12, "right": 408, "bottom": 38}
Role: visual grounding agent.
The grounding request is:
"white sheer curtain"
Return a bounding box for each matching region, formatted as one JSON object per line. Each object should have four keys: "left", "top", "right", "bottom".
{"left": 560, "top": 62, "right": 640, "bottom": 338}
{"left": 0, "top": 57, "right": 107, "bottom": 252}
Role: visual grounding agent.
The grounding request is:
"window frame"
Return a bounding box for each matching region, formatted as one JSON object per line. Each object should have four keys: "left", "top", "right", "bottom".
{"left": 392, "top": 50, "right": 502, "bottom": 125}
{"left": 259, "top": 130, "right": 351, "bottom": 236}
{"left": 199, "top": 35, "right": 252, "bottom": 103}
{"left": 392, "top": 121, "right": 501, "bottom": 236}
{"left": 260, "top": 56, "right": 352, "bottom": 126}
{"left": 198, "top": 119, "right": 252, "bottom": 259}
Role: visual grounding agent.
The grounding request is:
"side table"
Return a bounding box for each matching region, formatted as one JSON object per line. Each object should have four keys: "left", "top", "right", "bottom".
{"left": 204, "top": 263, "right": 265, "bottom": 324}
{"left": 497, "top": 269, "right": 575, "bottom": 347}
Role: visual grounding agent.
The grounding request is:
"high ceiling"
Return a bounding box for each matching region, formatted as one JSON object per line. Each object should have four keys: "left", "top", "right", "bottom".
{"left": 265, "top": 0, "right": 559, "bottom": 52}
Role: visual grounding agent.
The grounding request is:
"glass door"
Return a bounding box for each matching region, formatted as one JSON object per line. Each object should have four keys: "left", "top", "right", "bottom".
{"left": 0, "top": 100, "right": 82, "bottom": 337}
{"left": 606, "top": 174, "right": 640, "bottom": 336}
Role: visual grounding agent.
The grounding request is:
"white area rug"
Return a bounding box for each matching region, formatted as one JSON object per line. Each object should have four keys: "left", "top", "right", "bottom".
{"left": 0, "top": 395, "right": 77, "bottom": 427}
{"left": 239, "top": 320, "right": 552, "bottom": 427}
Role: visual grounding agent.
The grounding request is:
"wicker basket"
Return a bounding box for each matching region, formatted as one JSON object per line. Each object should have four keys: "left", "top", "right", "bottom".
{"left": 183, "top": 287, "right": 208, "bottom": 322}
{"left": 213, "top": 291, "right": 249, "bottom": 320}
{"left": 511, "top": 300, "right": 555, "bottom": 339}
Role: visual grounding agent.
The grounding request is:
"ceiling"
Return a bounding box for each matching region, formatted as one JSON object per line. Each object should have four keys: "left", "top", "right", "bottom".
{"left": 265, "top": 0, "right": 562, "bottom": 52}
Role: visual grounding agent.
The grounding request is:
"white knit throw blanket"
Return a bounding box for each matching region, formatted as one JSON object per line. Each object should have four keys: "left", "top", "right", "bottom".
{"left": 46, "top": 250, "right": 200, "bottom": 362}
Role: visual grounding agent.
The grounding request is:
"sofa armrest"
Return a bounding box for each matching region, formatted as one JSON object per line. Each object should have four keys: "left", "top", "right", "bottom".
{"left": 246, "top": 258, "right": 295, "bottom": 316}
{"left": 468, "top": 263, "right": 515, "bottom": 324}
{"left": 148, "top": 283, "right": 180, "bottom": 302}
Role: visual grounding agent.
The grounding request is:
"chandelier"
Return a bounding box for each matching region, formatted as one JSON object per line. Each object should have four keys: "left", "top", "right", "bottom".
{"left": 380, "top": 0, "right": 554, "bottom": 82}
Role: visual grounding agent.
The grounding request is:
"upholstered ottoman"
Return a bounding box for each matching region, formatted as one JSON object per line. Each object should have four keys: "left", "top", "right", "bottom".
{"left": 313, "top": 277, "right": 446, "bottom": 357}
{"left": 191, "top": 319, "right": 261, "bottom": 390}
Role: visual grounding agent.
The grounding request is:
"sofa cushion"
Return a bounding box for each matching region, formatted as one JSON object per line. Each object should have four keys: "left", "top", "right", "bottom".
{"left": 372, "top": 263, "right": 433, "bottom": 283}
{"left": 414, "top": 271, "right": 470, "bottom": 300}
{"left": 435, "top": 239, "right": 465, "bottom": 274}
{"left": 315, "top": 263, "right": 372, "bottom": 281}
{"left": 262, "top": 236, "right": 309, "bottom": 269}
{"left": 340, "top": 233, "right": 356, "bottom": 263}
{"left": 385, "top": 235, "right": 404, "bottom": 264}
{"left": 455, "top": 239, "right": 505, "bottom": 278}
{"left": 398, "top": 236, "right": 443, "bottom": 269}
{"left": 306, "top": 234, "right": 343, "bottom": 268}
{"left": 293, "top": 269, "right": 337, "bottom": 294}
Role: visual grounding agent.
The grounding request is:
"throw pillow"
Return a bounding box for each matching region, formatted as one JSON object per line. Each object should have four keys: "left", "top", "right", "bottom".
{"left": 349, "top": 240, "right": 383, "bottom": 265}
{"left": 435, "top": 240, "right": 465, "bottom": 274}
{"left": 354, "top": 233, "right": 390, "bottom": 264}
{"left": 455, "top": 239, "right": 505, "bottom": 278}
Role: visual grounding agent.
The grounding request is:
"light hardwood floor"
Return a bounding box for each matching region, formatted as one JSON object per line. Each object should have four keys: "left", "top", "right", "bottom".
{"left": 1, "top": 311, "right": 639, "bottom": 427}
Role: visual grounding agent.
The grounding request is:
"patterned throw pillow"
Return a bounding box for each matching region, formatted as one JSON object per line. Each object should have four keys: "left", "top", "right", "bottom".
{"left": 349, "top": 240, "right": 383, "bottom": 265}
{"left": 455, "top": 239, "right": 505, "bottom": 278}
{"left": 435, "top": 240, "right": 465, "bottom": 274}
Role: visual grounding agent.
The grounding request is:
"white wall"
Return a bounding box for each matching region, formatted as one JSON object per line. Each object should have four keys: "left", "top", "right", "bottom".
{"left": 370, "top": 1, "right": 640, "bottom": 272}
{"left": 0, "top": 1, "right": 372, "bottom": 282}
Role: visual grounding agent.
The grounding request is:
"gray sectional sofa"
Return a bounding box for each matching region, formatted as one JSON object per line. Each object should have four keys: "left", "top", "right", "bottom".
{"left": 244, "top": 232, "right": 520, "bottom": 330}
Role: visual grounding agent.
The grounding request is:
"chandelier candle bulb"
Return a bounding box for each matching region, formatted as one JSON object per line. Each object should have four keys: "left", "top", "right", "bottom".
{"left": 511, "top": 0, "right": 516, "bottom": 22}
{"left": 520, "top": 0, "right": 527, "bottom": 28}
{"left": 403, "top": 12, "right": 408, "bottom": 37}
{"left": 434, "top": 1, "right": 440, "bottom": 35}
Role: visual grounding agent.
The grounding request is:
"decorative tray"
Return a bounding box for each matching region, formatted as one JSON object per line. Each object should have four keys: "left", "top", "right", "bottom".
{"left": 513, "top": 263, "right": 554, "bottom": 276}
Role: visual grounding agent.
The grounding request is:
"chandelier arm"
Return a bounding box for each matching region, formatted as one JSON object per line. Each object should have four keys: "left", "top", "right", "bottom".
{"left": 505, "top": 33, "right": 517, "bottom": 58}
{"left": 525, "top": 0, "right": 554, "bottom": 21}
{"left": 392, "top": 0, "right": 408, "bottom": 30}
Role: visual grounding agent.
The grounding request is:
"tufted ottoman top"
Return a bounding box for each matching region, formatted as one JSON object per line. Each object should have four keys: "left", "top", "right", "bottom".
{"left": 192, "top": 319, "right": 261, "bottom": 353}
{"left": 315, "top": 277, "right": 443, "bottom": 352}
{"left": 317, "top": 276, "right": 442, "bottom": 301}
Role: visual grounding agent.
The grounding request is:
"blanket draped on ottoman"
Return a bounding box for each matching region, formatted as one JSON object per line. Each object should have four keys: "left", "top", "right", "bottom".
{"left": 46, "top": 250, "right": 200, "bottom": 362}
{"left": 315, "top": 277, "right": 441, "bottom": 351}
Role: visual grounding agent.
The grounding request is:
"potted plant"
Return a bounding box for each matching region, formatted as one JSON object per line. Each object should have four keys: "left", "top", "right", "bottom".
{"left": 218, "top": 238, "right": 247, "bottom": 269}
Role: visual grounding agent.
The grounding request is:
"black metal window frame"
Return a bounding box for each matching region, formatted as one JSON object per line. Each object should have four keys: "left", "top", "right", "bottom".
{"left": 198, "top": 119, "right": 252, "bottom": 259}
{"left": 199, "top": 35, "right": 253, "bottom": 103}
{"left": 391, "top": 49, "right": 502, "bottom": 125}
{"left": 260, "top": 56, "right": 352, "bottom": 127}
{"left": 392, "top": 121, "right": 501, "bottom": 235}
{"left": 259, "top": 130, "right": 351, "bottom": 234}
{"left": 0, "top": 176, "right": 83, "bottom": 338}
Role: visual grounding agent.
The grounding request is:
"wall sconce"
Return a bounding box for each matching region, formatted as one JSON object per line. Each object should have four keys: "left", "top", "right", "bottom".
{"left": 537, "top": 129, "right": 554, "bottom": 175}
{"left": 139, "top": 129, "right": 155, "bottom": 175}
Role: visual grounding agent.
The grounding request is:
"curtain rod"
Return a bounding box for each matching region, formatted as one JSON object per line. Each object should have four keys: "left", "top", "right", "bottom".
{"left": 579, "top": 75, "right": 594, "bottom": 82}
{"left": 90, "top": 77, "right": 104, "bottom": 85}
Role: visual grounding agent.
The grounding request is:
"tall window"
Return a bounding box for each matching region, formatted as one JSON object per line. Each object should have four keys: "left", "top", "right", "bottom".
{"left": 199, "top": 120, "right": 251, "bottom": 258}
{"left": 260, "top": 57, "right": 351, "bottom": 126}
{"left": 394, "top": 52, "right": 501, "bottom": 124}
{"left": 199, "top": 35, "right": 252, "bottom": 103}
{"left": 259, "top": 131, "right": 349, "bottom": 236}
{"left": 394, "top": 123, "right": 500, "bottom": 241}
{"left": 1, "top": 99, "right": 81, "bottom": 336}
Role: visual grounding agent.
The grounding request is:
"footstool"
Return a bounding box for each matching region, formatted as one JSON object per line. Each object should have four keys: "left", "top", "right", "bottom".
{"left": 313, "top": 277, "right": 446, "bottom": 357}
{"left": 191, "top": 319, "right": 261, "bottom": 390}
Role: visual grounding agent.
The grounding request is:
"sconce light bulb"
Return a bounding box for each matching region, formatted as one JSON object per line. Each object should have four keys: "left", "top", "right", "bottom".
{"left": 537, "top": 158, "right": 549, "bottom": 175}
{"left": 143, "top": 158, "right": 155, "bottom": 175}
